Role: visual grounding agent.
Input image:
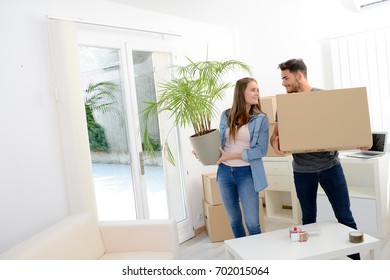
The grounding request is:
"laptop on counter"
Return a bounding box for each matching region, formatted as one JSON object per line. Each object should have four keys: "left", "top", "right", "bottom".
{"left": 347, "top": 132, "right": 387, "bottom": 159}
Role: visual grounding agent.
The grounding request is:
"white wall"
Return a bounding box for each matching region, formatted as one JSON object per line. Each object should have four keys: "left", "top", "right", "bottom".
{"left": 1, "top": 0, "right": 389, "bottom": 253}
{"left": 0, "top": 0, "right": 237, "bottom": 252}
{"left": 237, "top": 0, "right": 390, "bottom": 96}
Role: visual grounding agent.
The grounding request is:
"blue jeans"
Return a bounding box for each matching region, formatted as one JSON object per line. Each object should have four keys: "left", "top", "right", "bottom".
{"left": 217, "top": 163, "right": 260, "bottom": 238}
{"left": 293, "top": 163, "right": 357, "bottom": 229}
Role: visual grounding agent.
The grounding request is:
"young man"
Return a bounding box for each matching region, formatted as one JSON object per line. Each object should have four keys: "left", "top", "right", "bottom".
{"left": 270, "top": 58, "right": 360, "bottom": 260}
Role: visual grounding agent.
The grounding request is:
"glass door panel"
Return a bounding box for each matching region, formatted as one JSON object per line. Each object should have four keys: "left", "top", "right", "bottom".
{"left": 78, "top": 47, "right": 183, "bottom": 222}
{"left": 79, "top": 46, "right": 137, "bottom": 220}
{"left": 131, "top": 50, "right": 186, "bottom": 222}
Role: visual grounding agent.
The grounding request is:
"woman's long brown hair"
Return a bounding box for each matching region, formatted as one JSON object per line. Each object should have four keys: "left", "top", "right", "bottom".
{"left": 227, "top": 77, "right": 264, "bottom": 141}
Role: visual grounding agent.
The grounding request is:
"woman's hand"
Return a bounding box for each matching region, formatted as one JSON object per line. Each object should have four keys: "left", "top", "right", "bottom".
{"left": 214, "top": 147, "right": 227, "bottom": 165}
{"left": 214, "top": 147, "right": 243, "bottom": 165}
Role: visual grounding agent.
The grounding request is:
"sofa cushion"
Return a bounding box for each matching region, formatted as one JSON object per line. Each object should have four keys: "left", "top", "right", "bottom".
{"left": 98, "top": 219, "right": 179, "bottom": 258}
{"left": 0, "top": 213, "right": 105, "bottom": 260}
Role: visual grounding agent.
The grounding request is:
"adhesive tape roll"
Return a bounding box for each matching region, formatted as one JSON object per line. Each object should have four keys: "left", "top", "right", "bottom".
{"left": 299, "top": 231, "right": 308, "bottom": 242}
{"left": 349, "top": 231, "right": 364, "bottom": 243}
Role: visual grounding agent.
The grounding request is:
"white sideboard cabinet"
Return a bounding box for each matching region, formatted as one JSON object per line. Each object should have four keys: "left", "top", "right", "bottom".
{"left": 263, "top": 156, "right": 301, "bottom": 224}
{"left": 264, "top": 153, "right": 390, "bottom": 239}
{"left": 317, "top": 153, "right": 390, "bottom": 238}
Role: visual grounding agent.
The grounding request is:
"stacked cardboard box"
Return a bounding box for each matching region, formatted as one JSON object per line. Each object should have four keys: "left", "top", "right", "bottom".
{"left": 202, "top": 173, "right": 222, "bottom": 205}
{"left": 261, "top": 96, "right": 284, "bottom": 157}
{"left": 261, "top": 96, "right": 277, "bottom": 123}
{"left": 202, "top": 173, "right": 265, "bottom": 242}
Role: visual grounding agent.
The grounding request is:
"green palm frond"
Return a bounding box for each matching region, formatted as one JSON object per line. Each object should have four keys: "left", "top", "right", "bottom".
{"left": 84, "top": 81, "right": 124, "bottom": 125}
{"left": 84, "top": 81, "right": 124, "bottom": 152}
{"left": 140, "top": 57, "right": 252, "bottom": 164}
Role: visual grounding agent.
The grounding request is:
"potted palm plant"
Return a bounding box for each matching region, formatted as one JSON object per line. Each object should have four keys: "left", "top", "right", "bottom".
{"left": 140, "top": 57, "right": 252, "bottom": 165}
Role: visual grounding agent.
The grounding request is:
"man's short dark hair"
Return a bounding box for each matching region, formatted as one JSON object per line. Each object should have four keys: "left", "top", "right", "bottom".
{"left": 278, "top": 59, "right": 307, "bottom": 78}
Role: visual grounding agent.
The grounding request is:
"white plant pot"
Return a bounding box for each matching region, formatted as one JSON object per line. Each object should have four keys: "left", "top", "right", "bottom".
{"left": 189, "top": 129, "right": 221, "bottom": 166}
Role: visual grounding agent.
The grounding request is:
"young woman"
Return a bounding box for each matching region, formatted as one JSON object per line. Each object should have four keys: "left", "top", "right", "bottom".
{"left": 215, "top": 77, "right": 269, "bottom": 238}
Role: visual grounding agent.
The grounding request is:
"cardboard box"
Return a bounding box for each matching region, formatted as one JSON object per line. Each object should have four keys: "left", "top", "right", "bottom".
{"left": 203, "top": 200, "right": 234, "bottom": 242}
{"left": 276, "top": 87, "right": 372, "bottom": 153}
{"left": 259, "top": 199, "right": 265, "bottom": 231}
{"left": 261, "top": 96, "right": 277, "bottom": 123}
{"left": 203, "top": 199, "right": 265, "bottom": 242}
{"left": 202, "top": 173, "right": 222, "bottom": 205}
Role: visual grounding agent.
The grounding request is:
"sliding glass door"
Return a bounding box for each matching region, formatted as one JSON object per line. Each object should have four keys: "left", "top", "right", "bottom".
{"left": 77, "top": 24, "right": 193, "bottom": 242}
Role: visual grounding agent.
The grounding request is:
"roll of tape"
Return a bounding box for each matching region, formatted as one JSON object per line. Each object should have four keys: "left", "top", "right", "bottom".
{"left": 349, "top": 231, "right": 364, "bottom": 243}
{"left": 298, "top": 230, "right": 308, "bottom": 242}
{"left": 289, "top": 227, "right": 308, "bottom": 242}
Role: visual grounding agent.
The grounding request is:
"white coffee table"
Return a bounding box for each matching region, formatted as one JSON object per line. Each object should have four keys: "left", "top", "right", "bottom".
{"left": 224, "top": 221, "right": 381, "bottom": 260}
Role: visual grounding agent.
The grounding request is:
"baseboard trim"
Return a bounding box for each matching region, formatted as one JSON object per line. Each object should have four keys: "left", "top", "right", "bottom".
{"left": 194, "top": 226, "right": 205, "bottom": 236}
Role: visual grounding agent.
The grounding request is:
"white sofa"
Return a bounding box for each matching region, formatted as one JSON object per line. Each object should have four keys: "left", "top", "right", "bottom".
{"left": 0, "top": 213, "right": 180, "bottom": 260}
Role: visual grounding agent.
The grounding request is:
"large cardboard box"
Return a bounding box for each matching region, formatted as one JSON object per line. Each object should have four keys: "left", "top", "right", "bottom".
{"left": 261, "top": 96, "right": 277, "bottom": 123}
{"left": 202, "top": 173, "right": 222, "bottom": 205}
{"left": 276, "top": 87, "right": 372, "bottom": 153}
{"left": 203, "top": 199, "right": 265, "bottom": 242}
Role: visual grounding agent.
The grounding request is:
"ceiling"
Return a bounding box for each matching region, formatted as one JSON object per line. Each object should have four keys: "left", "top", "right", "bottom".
{"left": 107, "top": 0, "right": 247, "bottom": 27}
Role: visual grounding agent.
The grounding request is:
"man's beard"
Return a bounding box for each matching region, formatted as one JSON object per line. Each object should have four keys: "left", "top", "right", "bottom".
{"left": 288, "top": 78, "right": 301, "bottom": 93}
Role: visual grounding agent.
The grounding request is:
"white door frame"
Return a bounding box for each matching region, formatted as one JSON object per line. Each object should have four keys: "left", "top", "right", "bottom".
{"left": 76, "top": 23, "right": 194, "bottom": 242}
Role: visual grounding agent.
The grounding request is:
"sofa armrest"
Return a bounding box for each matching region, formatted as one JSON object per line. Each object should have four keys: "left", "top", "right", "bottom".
{"left": 98, "top": 219, "right": 179, "bottom": 259}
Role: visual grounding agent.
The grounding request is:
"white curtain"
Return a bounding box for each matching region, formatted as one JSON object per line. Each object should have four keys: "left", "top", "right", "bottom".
{"left": 330, "top": 26, "right": 390, "bottom": 134}
{"left": 47, "top": 19, "right": 96, "bottom": 215}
